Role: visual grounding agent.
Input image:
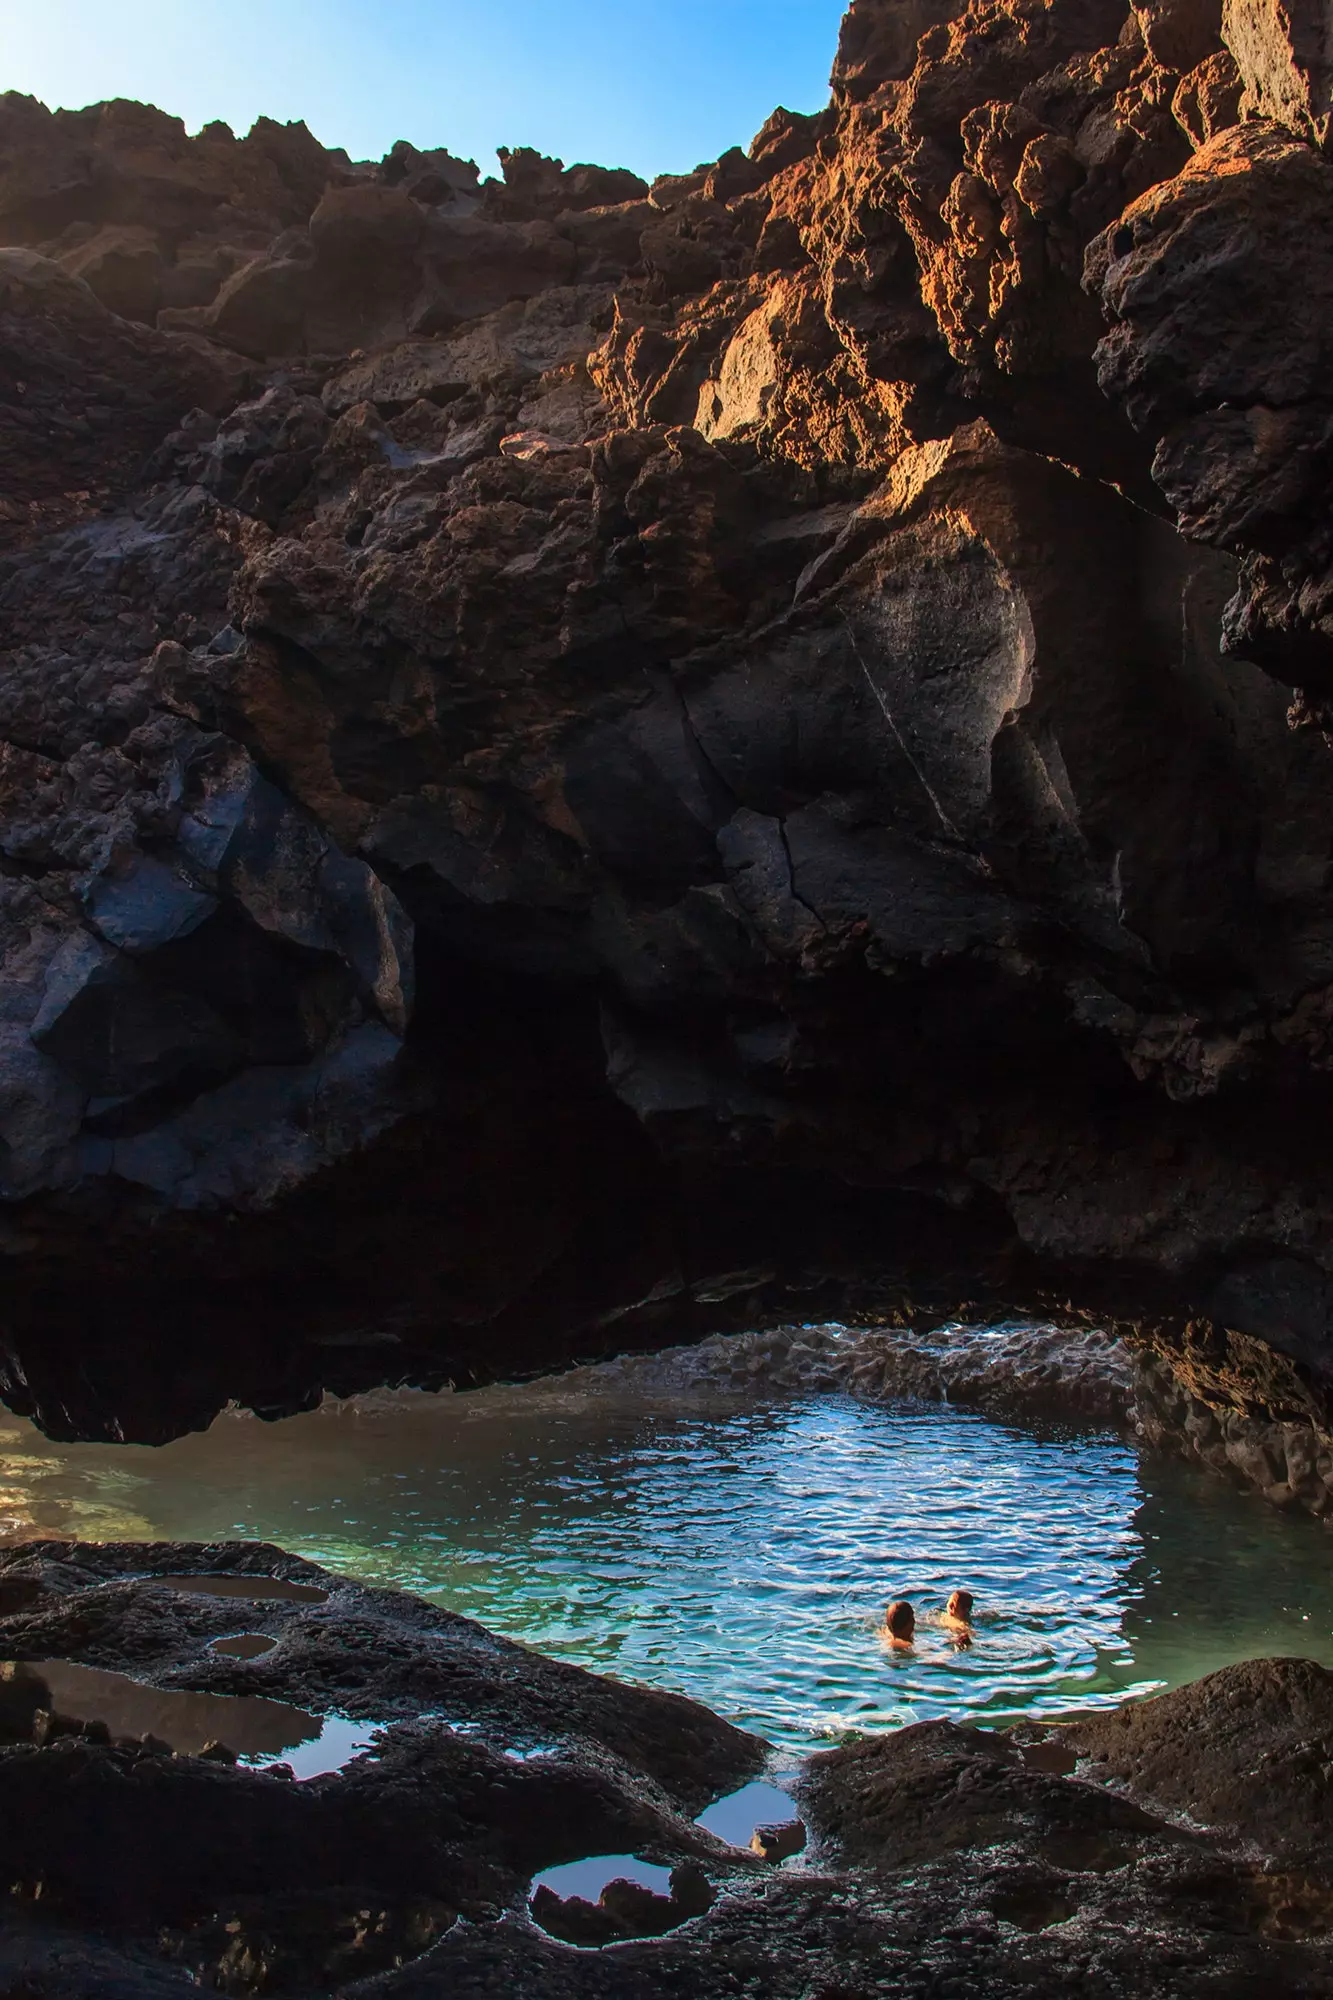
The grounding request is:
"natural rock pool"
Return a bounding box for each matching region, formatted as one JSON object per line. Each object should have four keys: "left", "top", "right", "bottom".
{"left": 4, "top": 1335, "right": 1333, "bottom": 1754}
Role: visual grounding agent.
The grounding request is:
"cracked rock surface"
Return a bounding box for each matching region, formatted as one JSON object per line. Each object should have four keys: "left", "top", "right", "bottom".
{"left": 8, "top": 0, "right": 1333, "bottom": 1444}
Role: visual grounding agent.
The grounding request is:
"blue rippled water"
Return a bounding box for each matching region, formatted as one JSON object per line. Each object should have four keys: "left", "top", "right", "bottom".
{"left": 5, "top": 1381, "right": 1333, "bottom": 1752}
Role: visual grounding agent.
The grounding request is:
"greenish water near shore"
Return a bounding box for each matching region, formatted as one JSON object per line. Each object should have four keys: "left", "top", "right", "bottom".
{"left": 4, "top": 1378, "right": 1332, "bottom": 1753}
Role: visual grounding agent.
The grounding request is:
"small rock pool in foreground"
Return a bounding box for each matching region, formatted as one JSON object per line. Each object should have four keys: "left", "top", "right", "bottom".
{"left": 4, "top": 1334, "right": 1333, "bottom": 1753}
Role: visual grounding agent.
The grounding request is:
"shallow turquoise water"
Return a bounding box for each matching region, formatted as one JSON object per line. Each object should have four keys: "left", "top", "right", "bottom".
{"left": 4, "top": 1381, "right": 1333, "bottom": 1753}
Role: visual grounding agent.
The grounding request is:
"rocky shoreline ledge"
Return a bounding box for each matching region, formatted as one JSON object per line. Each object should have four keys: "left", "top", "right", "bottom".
{"left": 470, "top": 1313, "right": 1333, "bottom": 1526}
{"left": 0, "top": 1540, "right": 1331, "bottom": 1996}
{"left": 542, "top": 1316, "right": 1139, "bottom": 1427}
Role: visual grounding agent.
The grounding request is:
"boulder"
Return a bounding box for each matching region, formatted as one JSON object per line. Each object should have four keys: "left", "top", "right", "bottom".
{"left": 0, "top": 1025, "right": 85, "bottom": 1197}
{"left": 1171, "top": 50, "right": 1246, "bottom": 144}
{"left": 84, "top": 852, "right": 217, "bottom": 955}
{"left": 1062, "top": 1658, "right": 1333, "bottom": 1858}
{"left": 161, "top": 240, "right": 318, "bottom": 359}
{"left": 1089, "top": 122, "right": 1333, "bottom": 689}
{"left": 831, "top": 0, "right": 966, "bottom": 97}
{"left": 416, "top": 213, "right": 579, "bottom": 325}
{"left": 1135, "top": 0, "right": 1225, "bottom": 71}
{"left": 162, "top": 206, "right": 590, "bottom": 358}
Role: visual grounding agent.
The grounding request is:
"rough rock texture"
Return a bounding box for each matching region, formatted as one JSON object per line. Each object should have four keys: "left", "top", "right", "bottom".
{"left": 541, "top": 1318, "right": 1137, "bottom": 1425}
{"left": 10, "top": 0, "right": 1333, "bottom": 1445}
{"left": 1060, "top": 1654, "right": 1333, "bottom": 1857}
{"left": 1133, "top": 1326, "right": 1333, "bottom": 1515}
{"left": 0, "top": 1541, "right": 763, "bottom": 1992}
{"left": 3, "top": 1542, "right": 1333, "bottom": 1996}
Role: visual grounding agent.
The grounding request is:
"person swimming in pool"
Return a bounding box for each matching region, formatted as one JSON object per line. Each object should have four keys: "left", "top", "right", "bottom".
{"left": 941, "top": 1590, "right": 974, "bottom": 1633}
{"left": 878, "top": 1599, "right": 915, "bottom": 1650}
{"left": 940, "top": 1589, "right": 974, "bottom": 1648}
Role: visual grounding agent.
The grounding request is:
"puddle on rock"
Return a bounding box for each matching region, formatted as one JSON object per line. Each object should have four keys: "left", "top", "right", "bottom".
{"left": 266, "top": 1713, "right": 385, "bottom": 1781}
{"left": 154, "top": 1574, "right": 327, "bottom": 1605}
{"left": 535, "top": 1855, "right": 675, "bottom": 1904}
{"left": 529, "top": 1856, "right": 714, "bottom": 1949}
{"left": 208, "top": 1634, "right": 278, "bottom": 1660}
{"left": 1018, "top": 1738, "right": 1079, "bottom": 1777}
{"left": 695, "top": 1779, "right": 803, "bottom": 1855}
{"left": 0, "top": 1660, "right": 379, "bottom": 1776}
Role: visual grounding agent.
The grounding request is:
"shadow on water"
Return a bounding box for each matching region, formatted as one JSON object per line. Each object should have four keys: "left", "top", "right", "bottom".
{"left": 1116, "top": 1451, "right": 1333, "bottom": 1691}
{"left": 4, "top": 1381, "right": 1333, "bottom": 1751}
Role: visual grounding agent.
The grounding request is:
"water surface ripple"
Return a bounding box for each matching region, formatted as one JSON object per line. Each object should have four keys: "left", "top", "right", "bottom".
{"left": 5, "top": 1386, "right": 1333, "bottom": 1752}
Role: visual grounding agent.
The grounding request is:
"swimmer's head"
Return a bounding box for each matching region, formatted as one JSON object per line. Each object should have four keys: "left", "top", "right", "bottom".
{"left": 884, "top": 1599, "right": 915, "bottom": 1639}
{"left": 946, "top": 1590, "right": 974, "bottom": 1621}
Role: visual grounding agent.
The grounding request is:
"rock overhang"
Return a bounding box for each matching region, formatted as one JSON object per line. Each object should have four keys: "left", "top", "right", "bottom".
{"left": 3, "top": 0, "right": 1333, "bottom": 1448}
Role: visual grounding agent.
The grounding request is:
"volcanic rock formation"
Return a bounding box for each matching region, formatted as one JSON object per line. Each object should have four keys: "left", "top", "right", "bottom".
{"left": 4, "top": 1541, "right": 1333, "bottom": 1996}
{"left": 5, "top": 0, "right": 1333, "bottom": 1452}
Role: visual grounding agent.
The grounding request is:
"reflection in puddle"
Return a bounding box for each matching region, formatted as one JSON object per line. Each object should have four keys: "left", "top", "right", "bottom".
{"left": 269, "top": 1713, "right": 384, "bottom": 1781}
{"left": 155, "top": 1574, "right": 327, "bottom": 1605}
{"left": 208, "top": 1634, "right": 278, "bottom": 1660}
{"left": 750, "top": 1819, "right": 806, "bottom": 1862}
{"left": 535, "top": 1855, "right": 673, "bottom": 1903}
{"left": 528, "top": 1855, "right": 715, "bottom": 1949}
{"left": 695, "top": 1779, "right": 801, "bottom": 1850}
{"left": 0, "top": 1660, "right": 380, "bottom": 1777}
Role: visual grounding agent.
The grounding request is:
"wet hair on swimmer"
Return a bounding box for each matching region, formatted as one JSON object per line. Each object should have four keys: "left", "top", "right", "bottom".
{"left": 946, "top": 1590, "right": 974, "bottom": 1619}
{"left": 884, "top": 1599, "right": 915, "bottom": 1638}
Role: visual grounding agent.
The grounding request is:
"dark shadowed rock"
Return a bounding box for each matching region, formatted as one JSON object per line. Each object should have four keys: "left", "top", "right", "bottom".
{"left": 801, "top": 1719, "right": 1171, "bottom": 1873}
{"left": 1089, "top": 121, "right": 1333, "bottom": 697}
{"left": 5, "top": 0, "right": 1333, "bottom": 1478}
{"left": 1, "top": 1543, "right": 1332, "bottom": 1996}
{"left": 1062, "top": 1657, "right": 1333, "bottom": 1858}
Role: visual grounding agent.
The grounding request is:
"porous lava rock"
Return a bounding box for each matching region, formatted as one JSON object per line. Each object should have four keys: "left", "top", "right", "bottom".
{"left": 9, "top": 0, "right": 1333, "bottom": 1449}
{"left": 535, "top": 1318, "right": 1137, "bottom": 1426}
{"left": 1060, "top": 1655, "right": 1333, "bottom": 1858}
{"left": 3, "top": 1541, "right": 1333, "bottom": 1995}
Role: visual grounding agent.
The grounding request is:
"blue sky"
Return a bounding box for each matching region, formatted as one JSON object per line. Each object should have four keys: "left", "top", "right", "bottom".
{"left": 2, "top": 1, "right": 848, "bottom": 182}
